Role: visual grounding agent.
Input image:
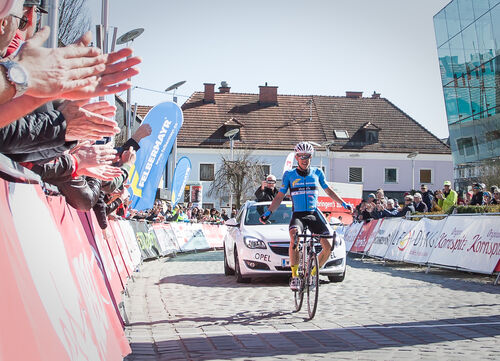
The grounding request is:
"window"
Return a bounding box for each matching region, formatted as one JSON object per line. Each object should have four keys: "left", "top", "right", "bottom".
{"left": 384, "top": 168, "right": 397, "bottom": 183}
{"left": 365, "top": 130, "right": 379, "bottom": 144}
{"left": 334, "top": 130, "right": 349, "bottom": 139}
{"left": 456, "top": 137, "right": 476, "bottom": 156}
{"left": 260, "top": 165, "right": 271, "bottom": 178}
{"left": 202, "top": 203, "right": 214, "bottom": 210}
{"left": 200, "top": 163, "right": 215, "bottom": 181}
{"left": 349, "top": 167, "right": 363, "bottom": 183}
{"left": 420, "top": 169, "right": 432, "bottom": 184}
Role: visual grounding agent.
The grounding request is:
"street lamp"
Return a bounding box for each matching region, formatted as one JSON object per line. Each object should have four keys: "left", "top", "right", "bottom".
{"left": 224, "top": 128, "right": 240, "bottom": 210}
{"left": 117, "top": 28, "right": 144, "bottom": 139}
{"left": 407, "top": 151, "right": 419, "bottom": 191}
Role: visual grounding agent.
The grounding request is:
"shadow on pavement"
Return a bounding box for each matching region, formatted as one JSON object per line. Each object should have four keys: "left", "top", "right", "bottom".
{"left": 125, "top": 315, "right": 500, "bottom": 360}
{"left": 163, "top": 250, "right": 224, "bottom": 262}
{"left": 128, "top": 309, "right": 294, "bottom": 328}
{"left": 347, "top": 256, "right": 500, "bottom": 295}
{"left": 157, "top": 273, "right": 289, "bottom": 288}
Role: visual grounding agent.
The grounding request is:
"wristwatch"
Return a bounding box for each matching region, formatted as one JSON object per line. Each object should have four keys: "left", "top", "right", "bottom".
{"left": 0, "top": 60, "right": 29, "bottom": 98}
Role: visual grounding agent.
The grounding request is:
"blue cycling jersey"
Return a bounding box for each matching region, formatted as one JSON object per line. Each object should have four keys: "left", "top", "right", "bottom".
{"left": 279, "top": 167, "right": 328, "bottom": 212}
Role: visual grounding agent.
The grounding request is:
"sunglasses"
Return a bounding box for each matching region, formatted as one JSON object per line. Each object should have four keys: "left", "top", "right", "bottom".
{"left": 266, "top": 180, "right": 276, "bottom": 184}
{"left": 10, "top": 14, "right": 28, "bottom": 31}
{"left": 297, "top": 154, "right": 311, "bottom": 160}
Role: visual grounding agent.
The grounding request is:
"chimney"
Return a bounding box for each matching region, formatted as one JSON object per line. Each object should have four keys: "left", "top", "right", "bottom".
{"left": 203, "top": 83, "right": 215, "bottom": 103}
{"left": 371, "top": 91, "right": 381, "bottom": 99}
{"left": 259, "top": 83, "right": 278, "bottom": 105}
{"left": 219, "top": 81, "right": 230, "bottom": 94}
{"left": 345, "top": 91, "right": 363, "bottom": 99}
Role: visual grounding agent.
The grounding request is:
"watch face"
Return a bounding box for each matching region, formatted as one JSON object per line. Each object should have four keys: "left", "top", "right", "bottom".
{"left": 10, "top": 64, "right": 28, "bottom": 85}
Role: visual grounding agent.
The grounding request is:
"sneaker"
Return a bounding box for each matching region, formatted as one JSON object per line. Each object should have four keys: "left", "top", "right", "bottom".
{"left": 290, "top": 277, "right": 301, "bottom": 291}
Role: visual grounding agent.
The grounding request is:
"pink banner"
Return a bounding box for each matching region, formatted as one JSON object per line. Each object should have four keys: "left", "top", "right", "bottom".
{"left": 1, "top": 180, "right": 130, "bottom": 360}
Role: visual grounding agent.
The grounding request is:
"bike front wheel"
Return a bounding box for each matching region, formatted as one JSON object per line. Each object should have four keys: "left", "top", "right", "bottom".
{"left": 306, "top": 252, "right": 319, "bottom": 320}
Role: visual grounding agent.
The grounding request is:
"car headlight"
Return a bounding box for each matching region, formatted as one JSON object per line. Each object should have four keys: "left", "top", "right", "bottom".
{"left": 244, "top": 237, "right": 267, "bottom": 249}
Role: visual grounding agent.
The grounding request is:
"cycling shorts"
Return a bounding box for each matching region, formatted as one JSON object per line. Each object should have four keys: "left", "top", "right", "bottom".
{"left": 289, "top": 210, "right": 329, "bottom": 236}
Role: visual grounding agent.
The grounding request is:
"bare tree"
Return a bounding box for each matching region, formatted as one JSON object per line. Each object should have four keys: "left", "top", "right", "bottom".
{"left": 58, "top": 0, "right": 91, "bottom": 46}
{"left": 208, "top": 151, "right": 267, "bottom": 209}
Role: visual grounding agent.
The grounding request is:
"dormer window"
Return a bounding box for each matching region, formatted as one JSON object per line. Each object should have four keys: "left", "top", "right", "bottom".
{"left": 365, "top": 129, "right": 378, "bottom": 144}
{"left": 360, "top": 122, "right": 380, "bottom": 144}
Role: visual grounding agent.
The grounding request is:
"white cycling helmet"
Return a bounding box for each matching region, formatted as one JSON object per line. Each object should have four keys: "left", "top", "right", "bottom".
{"left": 294, "top": 141, "right": 314, "bottom": 155}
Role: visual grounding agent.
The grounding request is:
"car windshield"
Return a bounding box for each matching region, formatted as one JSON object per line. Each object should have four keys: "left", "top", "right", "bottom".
{"left": 244, "top": 204, "right": 292, "bottom": 225}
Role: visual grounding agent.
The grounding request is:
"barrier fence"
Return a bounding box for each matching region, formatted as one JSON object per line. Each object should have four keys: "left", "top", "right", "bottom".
{"left": 0, "top": 177, "right": 227, "bottom": 361}
{"left": 343, "top": 215, "right": 500, "bottom": 283}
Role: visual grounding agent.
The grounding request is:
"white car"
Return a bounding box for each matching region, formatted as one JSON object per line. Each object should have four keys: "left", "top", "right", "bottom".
{"left": 223, "top": 201, "right": 346, "bottom": 283}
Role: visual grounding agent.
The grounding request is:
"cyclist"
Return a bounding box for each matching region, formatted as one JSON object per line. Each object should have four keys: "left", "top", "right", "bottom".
{"left": 259, "top": 141, "right": 351, "bottom": 290}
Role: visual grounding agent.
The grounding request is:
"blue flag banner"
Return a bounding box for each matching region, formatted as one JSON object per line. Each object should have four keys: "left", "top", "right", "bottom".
{"left": 171, "top": 156, "right": 192, "bottom": 207}
{"left": 129, "top": 102, "right": 183, "bottom": 211}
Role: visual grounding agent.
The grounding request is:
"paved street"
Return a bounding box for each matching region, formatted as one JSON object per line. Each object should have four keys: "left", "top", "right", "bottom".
{"left": 123, "top": 251, "right": 500, "bottom": 360}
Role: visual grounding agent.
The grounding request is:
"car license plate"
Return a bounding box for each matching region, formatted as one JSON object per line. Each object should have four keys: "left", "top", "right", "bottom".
{"left": 282, "top": 258, "right": 290, "bottom": 267}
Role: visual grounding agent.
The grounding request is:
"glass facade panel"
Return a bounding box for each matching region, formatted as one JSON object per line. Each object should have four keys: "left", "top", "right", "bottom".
{"left": 475, "top": 12, "right": 495, "bottom": 62}
{"left": 434, "top": 10, "right": 449, "bottom": 47}
{"left": 434, "top": 0, "right": 500, "bottom": 186}
{"left": 445, "top": 1, "right": 461, "bottom": 39}
{"left": 491, "top": 4, "right": 500, "bottom": 56}
{"left": 461, "top": 23, "right": 480, "bottom": 68}
{"left": 473, "top": 0, "right": 491, "bottom": 19}
{"left": 438, "top": 44, "right": 454, "bottom": 86}
{"left": 449, "top": 35, "right": 466, "bottom": 79}
{"left": 457, "top": 0, "right": 475, "bottom": 29}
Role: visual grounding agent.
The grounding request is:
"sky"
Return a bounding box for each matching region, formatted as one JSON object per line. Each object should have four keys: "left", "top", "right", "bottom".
{"left": 90, "top": 0, "right": 451, "bottom": 138}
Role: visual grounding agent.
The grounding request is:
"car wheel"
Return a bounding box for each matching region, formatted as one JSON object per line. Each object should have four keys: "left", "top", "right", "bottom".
{"left": 328, "top": 269, "right": 346, "bottom": 283}
{"left": 234, "top": 248, "right": 250, "bottom": 283}
{"left": 224, "top": 247, "right": 235, "bottom": 276}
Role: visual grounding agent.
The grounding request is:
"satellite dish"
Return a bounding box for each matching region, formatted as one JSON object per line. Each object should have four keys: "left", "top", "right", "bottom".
{"left": 321, "top": 140, "right": 335, "bottom": 146}
{"left": 165, "top": 80, "right": 187, "bottom": 92}
{"left": 116, "top": 28, "right": 144, "bottom": 44}
{"left": 224, "top": 128, "right": 240, "bottom": 138}
{"left": 309, "top": 141, "right": 321, "bottom": 147}
{"left": 407, "top": 151, "right": 419, "bottom": 159}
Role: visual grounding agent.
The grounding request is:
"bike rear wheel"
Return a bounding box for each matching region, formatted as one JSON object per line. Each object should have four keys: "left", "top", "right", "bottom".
{"left": 306, "top": 252, "right": 319, "bottom": 320}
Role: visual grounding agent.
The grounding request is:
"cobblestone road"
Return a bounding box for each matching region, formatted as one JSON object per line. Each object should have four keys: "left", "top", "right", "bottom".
{"left": 123, "top": 251, "right": 500, "bottom": 360}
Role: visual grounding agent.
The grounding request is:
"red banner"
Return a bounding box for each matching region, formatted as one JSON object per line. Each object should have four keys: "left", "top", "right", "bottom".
{"left": 350, "top": 220, "right": 379, "bottom": 253}
{"left": 1, "top": 180, "right": 130, "bottom": 360}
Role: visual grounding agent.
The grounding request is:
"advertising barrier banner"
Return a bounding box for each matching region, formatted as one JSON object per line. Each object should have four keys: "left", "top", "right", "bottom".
{"left": 383, "top": 219, "right": 419, "bottom": 261}
{"left": 201, "top": 224, "right": 226, "bottom": 248}
{"left": 129, "top": 220, "right": 161, "bottom": 260}
{"left": 366, "top": 218, "right": 403, "bottom": 258}
{"left": 116, "top": 219, "right": 143, "bottom": 269}
{"left": 402, "top": 217, "right": 448, "bottom": 265}
{"left": 343, "top": 221, "right": 363, "bottom": 252}
{"left": 350, "top": 220, "right": 380, "bottom": 254}
{"left": 7, "top": 182, "right": 129, "bottom": 360}
{"left": 152, "top": 223, "right": 179, "bottom": 256}
{"left": 427, "top": 216, "right": 500, "bottom": 274}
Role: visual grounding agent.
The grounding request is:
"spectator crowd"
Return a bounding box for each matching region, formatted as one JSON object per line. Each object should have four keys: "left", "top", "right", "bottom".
{"left": 352, "top": 181, "right": 500, "bottom": 223}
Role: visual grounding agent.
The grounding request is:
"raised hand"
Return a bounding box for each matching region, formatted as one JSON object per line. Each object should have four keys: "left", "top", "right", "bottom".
{"left": 70, "top": 142, "right": 118, "bottom": 168}
{"left": 15, "top": 28, "right": 107, "bottom": 98}
{"left": 58, "top": 100, "right": 120, "bottom": 141}
{"left": 77, "top": 164, "right": 123, "bottom": 181}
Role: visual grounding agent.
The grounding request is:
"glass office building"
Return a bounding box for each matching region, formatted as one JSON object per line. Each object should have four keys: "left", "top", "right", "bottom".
{"left": 434, "top": 0, "right": 500, "bottom": 189}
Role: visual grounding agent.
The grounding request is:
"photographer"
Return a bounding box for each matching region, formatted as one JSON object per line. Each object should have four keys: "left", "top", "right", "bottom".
{"left": 254, "top": 174, "right": 279, "bottom": 201}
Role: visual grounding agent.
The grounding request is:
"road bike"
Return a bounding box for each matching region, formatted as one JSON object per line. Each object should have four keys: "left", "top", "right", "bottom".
{"left": 292, "top": 215, "right": 335, "bottom": 320}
